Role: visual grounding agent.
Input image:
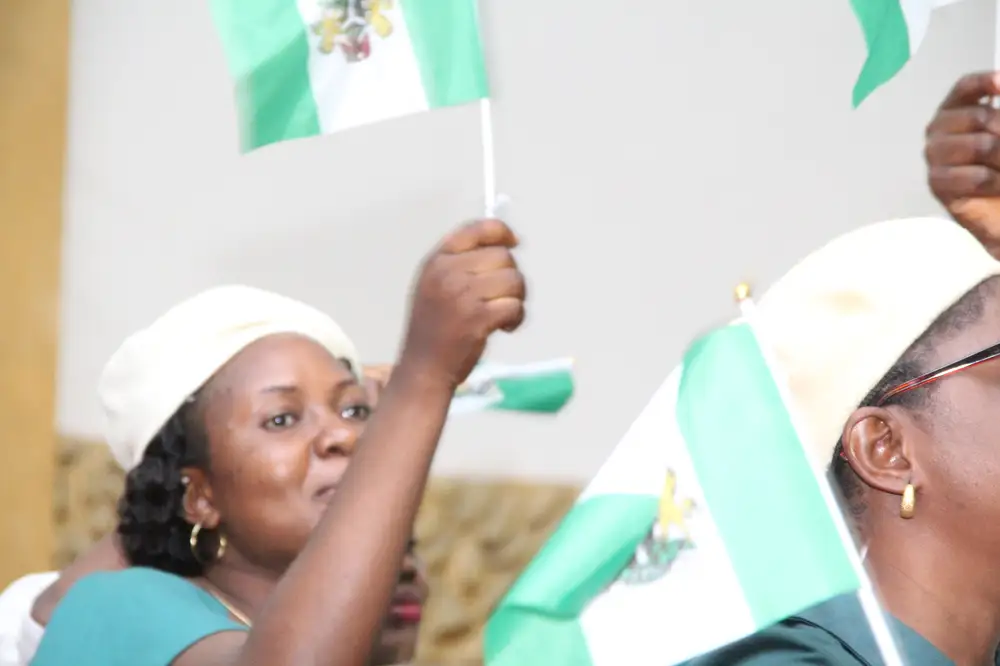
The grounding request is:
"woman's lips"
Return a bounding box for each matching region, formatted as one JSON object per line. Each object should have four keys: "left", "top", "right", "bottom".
{"left": 389, "top": 602, "right": 422, "bottom": 623}
{"left": 388, "top": 587, "right": 424, "bottom": 624}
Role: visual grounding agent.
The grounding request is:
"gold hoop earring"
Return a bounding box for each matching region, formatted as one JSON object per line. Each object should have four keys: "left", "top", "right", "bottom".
{"left": 900, "top": 483, "right": 916, "bottom": 519}
{"left": 190, "top": 522, "right": 227, "bottom": 561}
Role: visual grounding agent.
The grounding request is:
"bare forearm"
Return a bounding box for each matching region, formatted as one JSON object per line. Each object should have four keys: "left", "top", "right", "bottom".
{"left": 238, "top": 361, "right": 453, "bottom": 666}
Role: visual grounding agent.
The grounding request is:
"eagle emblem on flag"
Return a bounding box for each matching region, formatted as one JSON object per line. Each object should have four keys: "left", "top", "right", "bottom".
{"left": 618, "top": 469, "right": 696, "bottom": 585}
{"left": 312, "top": 0, "right": 395, "bottom": 62}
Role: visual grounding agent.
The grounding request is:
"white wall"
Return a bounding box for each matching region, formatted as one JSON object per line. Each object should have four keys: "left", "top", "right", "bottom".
{"left": 57, "top": 0, "right": 994, "bottom": 482}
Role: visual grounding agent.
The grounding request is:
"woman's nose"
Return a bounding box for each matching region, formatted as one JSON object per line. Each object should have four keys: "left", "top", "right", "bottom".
{"left": 313, "top": 414, "right": 360, "bottom": 458}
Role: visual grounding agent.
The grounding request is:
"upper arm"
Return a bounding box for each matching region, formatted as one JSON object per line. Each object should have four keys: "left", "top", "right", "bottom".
{"left": 684, "top": 622, "right": 863, "bottom": 666}
{"left": 32, "top": 569, "right": 247, "bottom": 666}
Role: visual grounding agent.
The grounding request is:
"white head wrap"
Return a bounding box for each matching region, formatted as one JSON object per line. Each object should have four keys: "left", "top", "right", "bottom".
{"left": 757, "top": 217, "right": 1000, "bottom": 466}
{"left": 98, "top": 285, "right": 361, "bottom": 470}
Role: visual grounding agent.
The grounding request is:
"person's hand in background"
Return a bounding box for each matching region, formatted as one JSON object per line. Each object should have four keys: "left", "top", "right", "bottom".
{"left": 926, "top": 71, "right": 1000, "bottom": 257}
{"left": 361, "top": 364, "right": 393, "bottom": 408}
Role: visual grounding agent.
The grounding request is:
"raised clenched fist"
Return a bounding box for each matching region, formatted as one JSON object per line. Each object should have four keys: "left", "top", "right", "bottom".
{"left": 926, "top": 71, "right": 1000, "bottom": 257}
{"left": 398, "top": 219, "right": 527, "bottom": 388}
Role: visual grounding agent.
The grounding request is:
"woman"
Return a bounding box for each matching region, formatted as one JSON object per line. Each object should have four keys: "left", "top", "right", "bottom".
{"left": 686, "top": 217, "right": 1000, "bottom": 665}
{"left": 32, "top": 218, "right": 527, "bottom": 666}
{"left": 0, "top": 366, "right": 396, "bottom": 666}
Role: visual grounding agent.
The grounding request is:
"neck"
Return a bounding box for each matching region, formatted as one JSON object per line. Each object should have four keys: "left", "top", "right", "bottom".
{"left": 866, "top": 520, "right": 1000, "bottom": 666}
{"left": 202, "top": 555, "right": 284, "bottom": 622}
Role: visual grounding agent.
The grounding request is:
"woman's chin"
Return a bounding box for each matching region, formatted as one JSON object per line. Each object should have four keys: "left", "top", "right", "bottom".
{"left": 371, "top": 624, "right": 419, "bottom": 665}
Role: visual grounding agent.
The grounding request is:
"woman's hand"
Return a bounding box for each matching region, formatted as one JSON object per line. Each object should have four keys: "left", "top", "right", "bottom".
{"left": 399, "top": 218, "right": 526, "bottom": 389}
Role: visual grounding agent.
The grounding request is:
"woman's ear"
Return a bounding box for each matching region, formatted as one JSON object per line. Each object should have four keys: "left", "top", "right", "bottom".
{"left": 180, "top": 467, "right": 220, "bottom": 529}
{"left": 841, "top": 407, "right": 913, "bottom": 496}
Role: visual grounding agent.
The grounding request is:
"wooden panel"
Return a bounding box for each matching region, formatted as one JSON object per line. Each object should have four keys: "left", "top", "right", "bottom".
{"left": 0, "top": 0, "right": 70, "bottom": 585}
{"left": 56, "top": 439, "right": 579, "bottom": 665}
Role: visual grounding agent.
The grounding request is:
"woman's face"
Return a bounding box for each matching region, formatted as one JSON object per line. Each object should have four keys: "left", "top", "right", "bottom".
{"left": 909, "top": 294, "right": 1000, "bottom": 552}
{"left": 192, "top": 333, "right": 427, "bottom": 662}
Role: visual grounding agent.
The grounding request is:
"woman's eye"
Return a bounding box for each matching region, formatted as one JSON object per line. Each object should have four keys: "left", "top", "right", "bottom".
{"left": 264, "top": 413, "right": 298, "bottom": 430}
{"left": 341, "top": 404, "right": 372, "bottom": 421}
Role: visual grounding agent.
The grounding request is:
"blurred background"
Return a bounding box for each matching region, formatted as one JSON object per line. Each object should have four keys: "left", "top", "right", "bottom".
{"left": 1, "top": 0, "right": 996, "bottom": 662}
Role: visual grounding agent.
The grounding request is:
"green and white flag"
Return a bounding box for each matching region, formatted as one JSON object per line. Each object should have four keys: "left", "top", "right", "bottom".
{"left": 210, "top": 0, "right": 489, "bottom": 151}
{"left": 451, "top": 358, "right": 575, "bottom": 415}
{"left": 851, "top": 0, "right": 966, "bottom": 107}
{"left": 485, "top": 323, "right": 860, "bottom": 665}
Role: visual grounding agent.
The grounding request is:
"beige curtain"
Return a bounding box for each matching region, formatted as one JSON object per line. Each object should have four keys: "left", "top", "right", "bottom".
{"left": 0, "top": 0, "right": 70, "bottom": 585}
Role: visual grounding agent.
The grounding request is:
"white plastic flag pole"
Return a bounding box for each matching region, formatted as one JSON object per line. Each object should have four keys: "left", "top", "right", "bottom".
{"left": 994, "top": 0, "right": 1000, "bottom": 109}
{"left": 480, "top": 98, "right": 498, "bottom": 216}
{"left": 996, "top": 0, "right": 1000, "bottom": 70}
{"left": 736, "top": 285, "right": 906, "bottom": 666}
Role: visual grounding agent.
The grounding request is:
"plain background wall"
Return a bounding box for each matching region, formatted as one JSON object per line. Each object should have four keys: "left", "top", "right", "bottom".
{"left": 56, "top": 0, "right": 994, "bottom": 482}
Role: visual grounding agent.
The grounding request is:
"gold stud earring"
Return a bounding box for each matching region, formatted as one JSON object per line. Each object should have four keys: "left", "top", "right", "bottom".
{"left": 900, "top": 483, "right": 916, "bottom": 519}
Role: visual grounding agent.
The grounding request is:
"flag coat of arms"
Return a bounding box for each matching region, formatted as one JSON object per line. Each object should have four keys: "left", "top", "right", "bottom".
{"left": 210, "top": 0, "right": 489, "bottom": 151}
{"left": 485, "top": 322, "right": 860, "bottom": 665}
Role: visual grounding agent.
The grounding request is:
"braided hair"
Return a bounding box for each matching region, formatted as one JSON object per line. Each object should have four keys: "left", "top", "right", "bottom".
{"left": 116, "top": 396, "right": 219, "bottom": 575}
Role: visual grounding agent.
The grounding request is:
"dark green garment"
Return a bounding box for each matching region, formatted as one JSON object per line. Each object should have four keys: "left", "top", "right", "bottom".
{"left": 685, "top": 593, "right": 995, "bottom": 665}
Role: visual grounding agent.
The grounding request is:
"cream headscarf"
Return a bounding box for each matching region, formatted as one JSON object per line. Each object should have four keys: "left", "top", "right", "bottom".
{"left": 757, "top": 217, "right": 1000, "bottom": 467}
{"left": 98, "top": 285, "right": 362, "bottom": 471}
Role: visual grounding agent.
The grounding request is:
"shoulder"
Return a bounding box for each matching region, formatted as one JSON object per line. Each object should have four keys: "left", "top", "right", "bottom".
{"left": 0, "top": 572, "right": 57, "bottom": 665}
{"left": 43, "top": 567, "right": 216, "bottom": 621}
{"left": 33, "top": 568, "right": 245, "bottom": 666}
{"left": 684, "top": 594, "right": 884, "bottom": 666}
{"left": 684, "top": 618, "right": 867, "bottom": 665}
{"left": 63, "top": 567, "right": 209, "bottom": 601}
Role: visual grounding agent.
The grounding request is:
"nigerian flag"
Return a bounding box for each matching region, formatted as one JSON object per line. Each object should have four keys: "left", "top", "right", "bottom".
{"left": 451, "top": 358, "right": 575, "bottom": 415}
{"left": 851, "top": 0, "right": 966, "bottom": 107}
{"left": 210, "top": 0, "right": 488, "bottom": 151}
{"left": 485, "top": 322, "right": 860, "bottom": 665}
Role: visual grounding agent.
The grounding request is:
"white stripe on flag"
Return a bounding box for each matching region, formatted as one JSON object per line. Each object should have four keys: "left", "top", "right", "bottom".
{"left": 295, "top": 2, "right": 428, "bottom": 134}
{"left": 578, "top": 369, "right": 755, "bottom": 666}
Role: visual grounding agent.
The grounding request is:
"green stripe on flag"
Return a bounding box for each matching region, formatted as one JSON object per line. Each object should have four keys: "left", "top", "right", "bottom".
{"left": 484, "top": 494, "right": 657, "bottom": 663}
{"left": 400, "top": 0, "right": 490, "bottom": 107}
{"left": 210, "top": 0, "right": 321, "bottom": 150}
{"left": 677, "top": 323, "right": 859, "bottom": 629}
{"left": 485, "top": 613, "right": 592, "bottom": 666}
{"left": 495, "top": 371, "right": 574, "bottom": 412}
{"left": 850, "top": 0, "right": 911, "bottom": 107}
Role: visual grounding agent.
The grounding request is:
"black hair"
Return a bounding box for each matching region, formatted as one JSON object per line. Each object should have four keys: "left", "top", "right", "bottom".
{"left": 831, "top": 276, "right": 1000, "bottom": 518}
{"left": 116, "top": 396, "right": 219, "bottom": 576}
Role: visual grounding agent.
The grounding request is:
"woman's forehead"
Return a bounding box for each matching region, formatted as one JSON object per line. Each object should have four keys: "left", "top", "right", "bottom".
{"left": 210, "top": 333, "right": 353, "bottom": 393}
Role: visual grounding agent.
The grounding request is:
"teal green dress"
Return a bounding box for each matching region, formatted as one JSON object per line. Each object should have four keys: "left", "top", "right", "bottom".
{"left": 31, "top": 567, "right": 247, "bottom": 666}
{"left": 685, "top": 593, "right": 999, "bottom": 665}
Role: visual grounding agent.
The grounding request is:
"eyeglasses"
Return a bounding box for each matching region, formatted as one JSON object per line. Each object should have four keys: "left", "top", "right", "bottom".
{"left": 836, "top": 340, "right": 1000, "bottom": 461}
{"left": 874, "top": 340, "right": 1000, "bottom": 406}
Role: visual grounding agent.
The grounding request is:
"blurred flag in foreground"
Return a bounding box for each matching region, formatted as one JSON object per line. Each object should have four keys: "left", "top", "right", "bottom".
{"left": 485, "top": 321, "right": 858, "bottom": 665}
{"left": 451, "top": 358, "right": 574, "bottom": 415}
